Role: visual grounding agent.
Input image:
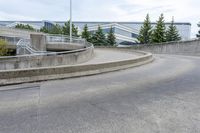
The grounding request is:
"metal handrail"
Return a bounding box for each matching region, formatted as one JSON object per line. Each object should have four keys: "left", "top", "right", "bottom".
{"left": 0, "top": 41, "right": 93, "bottom": 60}
{"left": 45, "top": 34, "right": 81, "bottom": 39}
{"left": 46, "top": 34, "right": 86, "bottom": 45}
{"left": 0, "top": 26, "right": 94, "bottom": 57}
{"left": 16, "top": 39, "right": 48, "bottom": 55}
{"left": 13, "top": 34, "right": 91, "bottom": 56}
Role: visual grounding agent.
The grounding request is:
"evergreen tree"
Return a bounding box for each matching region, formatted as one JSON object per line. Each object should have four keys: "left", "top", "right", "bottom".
{"left": 40, "top": 26, "right": 49, "bottom": 33}
{"left": 15, "top": 24, "right": 35, "bottom": 31}
{"left": 166, "top": 17, "right": 181, "bottom": 42}
{"left": 91, "top": 25, "right": 107, "bottom": 46}
{"left": 197, "top": 23, "right": 200, "bottom": 38}
{"left": 138, "top": 14, "right": 152, "bottom": 44}
{"left": 81, "top": 24, "right": 91, "bottom": 42}
{"left": 151, "top": 13, "right": 166, "bottom": 43}
{"left": 107, "top": 27, "right": 116, "bottom": 46}
{"left": 40, "top": 24, "right": 63, "bottom": 34}
{"left": 62, "top": 21, "right": 70, "bottom": 35}
{"left": 62, "top": 21, "right": 79, "bottom": 37}
{"left": 40, "top": 20, "right": 79, "bottom": 37}
{"left": 49, "top": 24, "right": 62, "bottom": 34}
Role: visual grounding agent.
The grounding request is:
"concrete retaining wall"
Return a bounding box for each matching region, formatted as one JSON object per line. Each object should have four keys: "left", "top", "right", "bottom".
{"left": 0, "top": 46, "right": 94, "bottom": 70}
{"left": 30, "top": 34, "right": 47, "bottom": 51}
{"left": 0, "top": 50, "right": 153, "bottom": 86}
{"left": 133, "top": 39, "right": 200, "bottom": 56}
{"left": 47, "top": 42, "right": 85, "bottom": 51}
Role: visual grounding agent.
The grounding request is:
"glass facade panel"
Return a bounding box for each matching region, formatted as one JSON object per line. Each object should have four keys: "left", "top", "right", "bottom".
{"left": 44, "top": 22, "right": 54, "bottom": 31}
{"left": 132, "top": 33, "right": 138, "bottom": 38}
{"left": 116, "top": 39, "right": 138, "bottom": 46}
{"left": 89, "top": 26, "right": 138, "bottom": 46}
{"left": 102, "top": 28, "right": 111, "bottom": 33}
{"left": 89, "top": 28, "right": 115, "bottom": 35}
{"left": 114, "top": 28, "right": 132, "bottom": 38}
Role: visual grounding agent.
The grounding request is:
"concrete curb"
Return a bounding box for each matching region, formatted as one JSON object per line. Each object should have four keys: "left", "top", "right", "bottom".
{"left": 0, "top": 50, "right": 153, "bottom": 86}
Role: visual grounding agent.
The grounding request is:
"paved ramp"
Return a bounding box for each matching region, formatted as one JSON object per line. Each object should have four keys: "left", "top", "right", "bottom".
{"left": 82, "top": 48, "right": 140, "bottom": 64}
{"left": 0, "top": 54, "right": 200, "bottom": 133}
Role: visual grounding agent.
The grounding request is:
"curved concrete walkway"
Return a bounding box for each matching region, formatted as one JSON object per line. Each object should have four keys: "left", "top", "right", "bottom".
{"left": 82, "top": 48, "right": 140, "bottom": 64}
{"left": 0, "top": 48, "right": 152, "bottom": 85}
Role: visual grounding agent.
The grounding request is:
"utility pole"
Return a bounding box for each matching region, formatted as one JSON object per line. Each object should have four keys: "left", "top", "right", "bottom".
{"left": 70, "top": 0, "right": 72, "bottom": 43}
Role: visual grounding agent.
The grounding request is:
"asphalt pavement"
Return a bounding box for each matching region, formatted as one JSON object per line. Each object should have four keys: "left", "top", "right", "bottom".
{"left": 0, "top": 54, "right": 200, "bottom": 133}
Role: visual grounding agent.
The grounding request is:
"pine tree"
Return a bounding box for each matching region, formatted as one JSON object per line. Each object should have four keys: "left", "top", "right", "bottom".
{"left": 91, "top": 25, "right": 107, "bottom": 46}
{"left": 15, "top": 24, "right": 35, "bottom": 31}
{"left": 107, "top": 27, "right": 116, "bottom": 46}
{"left": 166, "top": 17, "right": 181, "bottom": 42}
{"left": 62, "top": 20, "right": 79, "bottom": 37}
{"left": 151, "top": 13, "right": 166, "bottom": 43}
{"left": 62, "top": 21, "right": 70, "bottom": 35}
{"left": 40, "top": 21, "right": 78, "bottom": 36}
{"left": 40, "top": 26, "right": 49, "bottom": 33}
{"left": 197, "top": 23, "right": 200, "bottom": 38}
{"left": 81, "top": 24, "right": 91, "bottom": 42}
{"left": 138, "top": 14, "right": 152, "bottom": 44}
{"left": 49, "top": 24, "right": 62, "bottom": 34}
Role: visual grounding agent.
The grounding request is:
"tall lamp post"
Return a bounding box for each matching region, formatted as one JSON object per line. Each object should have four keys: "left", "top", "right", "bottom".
{"left": 70, "top": 0, "right": 72, "bottom": 43}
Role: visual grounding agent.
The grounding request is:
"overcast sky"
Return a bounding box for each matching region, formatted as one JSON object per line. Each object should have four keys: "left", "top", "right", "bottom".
{"left": 0, "top": 0, "right": 199, "bottom": 37}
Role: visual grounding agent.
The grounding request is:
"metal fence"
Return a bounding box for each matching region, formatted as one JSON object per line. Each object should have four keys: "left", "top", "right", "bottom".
{"left": 16, "top": 39, "right": 48, "bottom": 55}
{"left": 0, "top": 36, "right": 20, "bottom": 45}
{"left": 46, "top": 34, "right": 86, "bottom": 46}
{"left": 14, "top": 34, "right": 93, "bottom": 55}
{"left": 0, "top": 33, "right": 92, "bottom": 56}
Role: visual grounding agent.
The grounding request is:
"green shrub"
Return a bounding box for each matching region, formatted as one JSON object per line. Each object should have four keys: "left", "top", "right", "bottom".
{"left": 0, "top": 39, "right": 9, "bottom": 56}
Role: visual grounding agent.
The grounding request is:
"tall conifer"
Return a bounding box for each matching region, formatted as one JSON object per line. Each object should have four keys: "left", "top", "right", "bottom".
{"left": 151, "top": 14, "right": 166, "bottom": 43}
{"left": 138, "top": 14, "right": 152, "bottom": 44}
{"left": 107, "top": 27, "right": 116, "bottom": 46}
{"left": 166, "top": 17, "right": 181, "bottom": 42}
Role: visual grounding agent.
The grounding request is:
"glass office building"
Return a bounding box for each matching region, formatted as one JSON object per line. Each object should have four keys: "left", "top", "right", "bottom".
{"left": 43, "top": 21, "right": 55, "bottom": 31}
{"left": 87, "top": 23, "right": 139, "bottom": 45}
{"left": 71, "top": 22, "right": 191, "bottom": 41}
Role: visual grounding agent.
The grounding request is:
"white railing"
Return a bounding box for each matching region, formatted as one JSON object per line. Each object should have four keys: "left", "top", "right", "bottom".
{"left": 46, "top": 34, "right": 86, "bottom": 46}
{"left": 15, "top": 39, "right": 93, "bottom": 56}
{"left": 15, "top": 34, "right": 92, "bottom": 55}
{"left": 16, "top": 39, "right": 47, "bottom": 55}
